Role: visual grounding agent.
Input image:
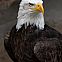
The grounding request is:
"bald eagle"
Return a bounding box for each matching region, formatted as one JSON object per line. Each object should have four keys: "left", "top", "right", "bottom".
{"left": 4, "top": 0, "right": 62, "bottom": 62}
{"left": 16, "top": 0, "right": 44, "bottom": 30}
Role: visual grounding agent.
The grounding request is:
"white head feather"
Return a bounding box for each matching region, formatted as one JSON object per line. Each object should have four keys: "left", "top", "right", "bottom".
{"left": 16, "top": 0, "right": 45, "bottom": 30}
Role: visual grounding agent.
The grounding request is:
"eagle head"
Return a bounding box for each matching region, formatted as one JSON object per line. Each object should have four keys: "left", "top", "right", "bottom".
{"left": 16, "top": 0, "right": 45, "bottom": 30}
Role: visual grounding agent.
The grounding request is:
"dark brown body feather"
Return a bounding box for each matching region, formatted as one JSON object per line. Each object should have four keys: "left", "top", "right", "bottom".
{"left": 4, "top": 24, "right": 62, "bottom": 62}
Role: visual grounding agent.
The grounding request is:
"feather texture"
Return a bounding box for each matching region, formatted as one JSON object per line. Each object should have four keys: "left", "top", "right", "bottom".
{"left": 16, "top": 0, "right": 44, "bottom": 30}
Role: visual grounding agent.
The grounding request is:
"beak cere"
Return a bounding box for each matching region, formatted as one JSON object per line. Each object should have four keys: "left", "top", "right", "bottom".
{"left": 33, "top": 3, "right": 44, "bottom": 14}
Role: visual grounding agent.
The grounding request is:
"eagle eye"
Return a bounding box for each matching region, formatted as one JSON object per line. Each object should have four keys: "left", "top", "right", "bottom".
{"left": 29, "top": 3, "right": 34, "bottom": 5}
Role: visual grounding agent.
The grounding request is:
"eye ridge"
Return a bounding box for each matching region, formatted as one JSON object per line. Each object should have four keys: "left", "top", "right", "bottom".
{"left": 29, "top": 3, "right": 34, "bottom": 5}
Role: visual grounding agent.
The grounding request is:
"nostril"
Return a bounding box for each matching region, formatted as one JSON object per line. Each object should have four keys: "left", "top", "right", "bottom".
{"left": 37, "top": 5, "right": 40, "bottom": 7}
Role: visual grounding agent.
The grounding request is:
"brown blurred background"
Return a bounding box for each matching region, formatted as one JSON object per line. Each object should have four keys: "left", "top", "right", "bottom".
{"left": 0, "top": 0, "right": 19, "bottom": 62}
{"left": 44, "top": 0, "right": 62, "bottom": 34}
{"left": 0, "top": 0, "right": 62, "bottom": 62}
{"left": 0, "top": 0, "right": 20, "bottom": 38}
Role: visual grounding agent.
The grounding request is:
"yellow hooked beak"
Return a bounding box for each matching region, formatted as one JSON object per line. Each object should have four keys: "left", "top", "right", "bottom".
{"left": 32, "top": 3, "right": 44, "bottom": 15}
